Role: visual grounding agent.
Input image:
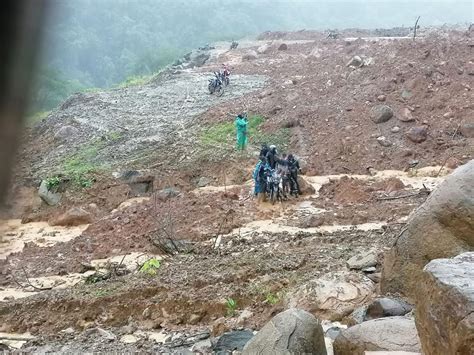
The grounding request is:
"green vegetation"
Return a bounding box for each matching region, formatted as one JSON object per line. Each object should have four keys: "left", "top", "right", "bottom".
{"left": 200, "top": 114, "right": 290, "bottom": 151}
{"left": 44, "top": 176, "right": 61, "bottom": 191}
{"left": 26, "top": 111, "right": 51, "bottom": 125}
{"left": 265, "top": 292, "right": 280, "bottom": 305}
{"left": 139, "top": 258, "right": 161, "bottom": 276}
{"left": 61, "top": 139, "right": 108, "bottom": 188}
{"left": 225, "top": 298, "right": 238, "bottom": 317}
{"left": 117, "top": 74, "right": 154, "bottom": 88}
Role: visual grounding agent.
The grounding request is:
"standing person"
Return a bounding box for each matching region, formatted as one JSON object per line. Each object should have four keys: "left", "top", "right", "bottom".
{"left": 265, "top": 145, "right": 278, "bottom": 169}
{"left": 259, "top": 143, "right": 269, "bottom": 160}
{"left": 253, "top": 157, "right": 267, "bottom": 202}
{"left": 235, "top": 113, "right": 248, "bottom": 151}
{"left": 287, "top": 154, "right": 302, "bottom": 195}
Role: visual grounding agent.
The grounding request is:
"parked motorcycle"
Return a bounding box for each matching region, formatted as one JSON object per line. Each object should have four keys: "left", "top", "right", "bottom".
{"left": 208, "top": 72, "right": 224, "bottom": 97}
{"left": 266, "top": 169, "right": 283, "bottom": 204}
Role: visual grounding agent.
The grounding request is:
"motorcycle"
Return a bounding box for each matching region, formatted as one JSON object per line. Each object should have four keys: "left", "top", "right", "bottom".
{"left": 208, "top": 72, "right": 224, "bottom": 97}
{"left": 266, "top": 169, "right": 283, "bottom": 205}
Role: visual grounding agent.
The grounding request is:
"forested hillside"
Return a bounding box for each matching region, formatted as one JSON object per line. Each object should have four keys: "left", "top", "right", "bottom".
{"left": 31, "top": 0, "right": 471, "bottom": 112}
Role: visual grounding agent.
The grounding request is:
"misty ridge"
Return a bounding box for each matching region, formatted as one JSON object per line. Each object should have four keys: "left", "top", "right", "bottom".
{"left": 31, "top": 0, "right": 472, "bottom": 113}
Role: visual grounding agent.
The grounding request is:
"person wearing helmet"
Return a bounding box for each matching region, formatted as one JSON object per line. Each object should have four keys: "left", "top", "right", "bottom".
{"left": 265, "top": 145, "right": 278, "bottom": 170}
{"left": 235, "top": 113, "right": 248, "bottom": 150}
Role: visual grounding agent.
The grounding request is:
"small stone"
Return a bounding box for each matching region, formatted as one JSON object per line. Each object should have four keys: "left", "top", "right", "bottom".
{"left": 366, "top": 298, "right": 413, "bottom": 320}
{"left": 120, "top": 334, "right": 139, "bottom": 344}
{"left": 347, "top": 250, "right": 378, "bottom": 270}
{"left": 377, "top": 136, "right": 392, "bottom": 147}
{"left": 399, "top": 108, "right": 415, "bottom": 122}
{"left": 377, "top": 95, "right": 386, "bottom": 102}
{"left": 142, "top": 307, "right": 151, "bottom": 319}
{"left": 406, "top": 126, "right": 428, "bottom": 143}
{"left": 391, "top": 126, "right": 400, "bottom": 133}
{"left": 371, "top": 105, "right": 393, "bottom": 124}
{"left": 278, "top": 43, "right": 288, "bottom": 51}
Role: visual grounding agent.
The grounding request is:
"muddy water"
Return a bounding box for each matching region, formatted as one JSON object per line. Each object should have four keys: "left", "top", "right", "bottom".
{"left": 0, "top": 220, "right": 88, "bottom": 260}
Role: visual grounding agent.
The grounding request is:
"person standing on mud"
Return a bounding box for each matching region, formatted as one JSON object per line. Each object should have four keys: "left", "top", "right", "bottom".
{"left": 235, "top": 113, "right": 248, "bottom": 150}
{"left": 287, "top": 154, "right": 302, "bottom": 195}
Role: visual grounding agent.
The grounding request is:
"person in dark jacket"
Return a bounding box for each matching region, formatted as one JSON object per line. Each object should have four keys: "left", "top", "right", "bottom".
{"left": 265, "top": 145, "right": 278, "bottom": 170}
{"left": 287, "top": 154, "right": 302, "bottom": 194}
{"left": 259, "top": 143, "right": 269, "bottom": 161}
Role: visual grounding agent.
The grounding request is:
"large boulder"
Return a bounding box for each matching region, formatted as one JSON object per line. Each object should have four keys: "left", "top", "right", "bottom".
{"left": 298, "top": 176, "right": 316, "bottom": 195}
{"left": 382, "top": 160, "right": 474, "bottom": 299}
{"left": 188, "top": 51, "right": 210, "bottom": 68}
{"left": 347, "top": 250, "right": 378, "bottom": 270}
{"left": 365, "top": 298, "right": 413, "bottom": 320}
{"left": 214, "top": 330, "right": 254, "bottom": 353}
{"left": 287, "top": 271, "right": 375, "bottom": 320}
{"left": 414, "top": 252, "right": 474, "bottom": 355}
{"left": 242, "top": 308, "right": 327, "bottom": 355}
{"left": 50, "top": 207, "right": 92, "bottom": 226}
{"left": 370, "top": 105, "right": 393, "bottom": 124}
{"left": 333, "top": 317, "right": 421, "bottom": 355}
{"left": 54, "top": 125, "right": 79, "bottom": 142}
{"left": 38, "top": 180, "right": 61, "bottom": 206}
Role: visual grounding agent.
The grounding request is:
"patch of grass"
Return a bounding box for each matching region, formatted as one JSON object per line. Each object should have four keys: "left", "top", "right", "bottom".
{"left": 26, "top": 111, "right": 50, "bottom": 125}
{"left": 265, "top": 292, "right": 280, "bottom": 305}
{"left": 225, "top": 298, "right": 238, "bottom": 317}
{"left": 44, "top": 176, "right": 61, "bottom": 191}
{"left": 61, "top": 139, "right": 108, "bottom": 188}
{"left": 106, "top": 131, "right": 122, "bottom": 141}
{"left": 199, "top": 114, "right": 290, "bottom": 151}
{"left": 139, "top": 258, "right": 161, "bottom": 276}
{"left": 93, "top": 289, "right": 111, "bottom": 297}
{"left": 117, "top": 74, "right": 154, "bottom": 88}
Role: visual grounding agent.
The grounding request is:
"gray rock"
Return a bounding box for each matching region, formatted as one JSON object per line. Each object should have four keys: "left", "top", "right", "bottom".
{"left": 242, "top": 50, "right": 258, "bottom": 61}
{"left": 54, "top": 125, "right": 79, "bottom": 142}
{"left": 415, "top": 252, "right": 474, "bottom": 355}
{"left": 325, "top": 326, "right": 342, "bottom": 340}
{"left": 215, "top": 330, "right": 254, "bottom": 354}
{"left": 156, "top": 187, "right": 180, "bottom": 201}
{"left": 347, "top": 306, "right": 368, "bottom": 325}
{"left": 257, "top": 44, "right": 271, "bottom": 54}
{"left": 371, "top": 105, "right": 393, "bottom": 124}
{"left": 399, "top": 108, "right": 415, "bottom": 122}
{"left": 242, "top": 308, "right": 327, "bottom": 355}
{"left": 278, "top": 43, "right": 288, "bottom": 50}
{"left": 459, "top": 121, "right": 474, "bottom": 138}
{"left": 96, "top": 327, "right": 117, "bottom": 341}
{"left": 333, "top": 317, "right": 421, "bottom": 355}
{"left": 188, "top": 51, "right": 210, "bottom": 68}
{"left": 347, "top": 250, "right": 378, "bottom": 270}
{"left": 376, "top": 136, "right": 392, "bottom": 147}
{"left": 367, "top": 273, "right": 381, "bottom": 284}
{"left": 365, "top": 298, "right": 413, "bottom": 320}
{"left": 197, "top": 177, "right": 211, "bottom": 187}
{"left": 38, "top": 180, "right": 61, "bottom": 206}
{"left": 401, "top": 89, "right": 413, "bottom": 99}
{"left": 406, "top": 126, "right": 428, "bottom": 143}
{"left": 382, "top": 160, "right": 474, "bottom": 299}
{"left": 346, "top": 56, "right": 363, "bottom": 67}
{"left": 391, "top": 126, "right": 401, "bottom": 133}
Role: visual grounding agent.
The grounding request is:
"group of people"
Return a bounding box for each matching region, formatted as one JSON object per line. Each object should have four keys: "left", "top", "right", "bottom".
{"left": 233, "top": 113, "right": 302, "bottom": 202}
{"left": 253, "top": 144, "right": 302, "bottom": 201}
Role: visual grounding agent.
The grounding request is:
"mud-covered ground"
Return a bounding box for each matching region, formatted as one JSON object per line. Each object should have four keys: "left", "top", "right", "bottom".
{"left": 1, "top": 26, "right": 471, "bottom": 352}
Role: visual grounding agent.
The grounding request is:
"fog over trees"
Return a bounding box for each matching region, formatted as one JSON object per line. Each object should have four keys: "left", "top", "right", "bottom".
{"left": 31, "top": 0, "right": 472, "bottom": 112}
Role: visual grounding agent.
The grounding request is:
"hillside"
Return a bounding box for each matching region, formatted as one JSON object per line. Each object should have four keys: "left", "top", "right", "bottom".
{"left": 0, "top": 26, "right": 473, "bottom": 352}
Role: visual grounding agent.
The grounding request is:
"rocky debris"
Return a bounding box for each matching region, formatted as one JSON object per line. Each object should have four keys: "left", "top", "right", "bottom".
{"left": 367, "top": 272, "right": 381, "bottom": 283}
{"left": 383, "top": 177, "right": 405, "bottom": 194}
{"left": 346, "top": 56, "right": 363, "bottom": 68}
{"left": 257, "top": 44, "right": 271, "bottom": 54}
{"left": 120, "top": 334, "right": 139, "bottom": 344}
{"left": 377, "top": 95, "right": 386, "bottom": 102}
{"left": 405, "top": 126, "right": 428, "bottom": 143}
{"left": 347, "top": 250, "right": 378, "bottom": 270}
{"left": 365, "top": 298, "right": 413, "bottom": 320}
{"left": 445, "top": 157, "right": 461, "bottom": 169}
{"left": 38, "top": 180, "right": 61, "bottom": 206}
{"left": 297, "top": 176, "right": 316, "bottom": 195}
{"left": 50, "top": 207, "right": 92, "bottom": 226}
{"left": 459, "top": 121, "right": 474, "bottom": 138}
{"left": 54, "top": 126, "right": 79, "bottom": 142}
{"left": 278, "top": 43, "right": 288, "bottom": 50}
{"left": 214, "top": 330, "right": 254, "bottom": 354}
{"left": 347, "top": 306, "right": 368, "bottom": 325}
{"left": 309, "top": 47, "right": 323, "bottom": 58}
{"left": 186, "top": 51, "right": 210, "bottom": 68}
{"left": 242, "top": 308, "right": 327, "bottom": 355}
{"left": 391, "top": 126, "right": 400, "bottom": 133}
{"left": 242, "top": 50, "right": 258, "bottom": 61}
{"left": 382, "top": 160, "right": 474, "bottom": 298}
{"left": 287, "top": 271, "right": 375, "bottom": 320}
{"left": 399, "top": 108, "right": 415, "bottom": 122}
{"left": 300, "top": 214, "right": 326, "bottom": 228}
{"left": 197, "top": 177, "right": 211, "bottom": 187}
{"left": 415, "top": 252, "right": 474, "bottom": 355}
{"left": 333, "top": 317, "right": 421, "bottom": 355}
{"left": 401, "top": 89, "right": 412, "bottom": 99}
{"left": 371, "top": 105, "right": 393, "bottom": 124}
{"left": 155, "top": 187, "right": 180, "bottom": 201}
{"left": 93, "top": 327, "right": 117, "bottom": 341}
{"left": 376, "top": 136, "right": 392, "bottom": 147}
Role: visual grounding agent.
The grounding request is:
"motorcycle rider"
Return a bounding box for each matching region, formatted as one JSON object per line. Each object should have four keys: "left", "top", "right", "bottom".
{"left": 265, "top": 145, "right": 279, "bottom": 170}
{"left": 287, "top": 154, "right": 302, "bottom": 195}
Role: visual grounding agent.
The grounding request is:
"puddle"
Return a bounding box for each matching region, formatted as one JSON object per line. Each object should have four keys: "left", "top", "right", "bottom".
{"left": 0, "top": 220, "right": 88, "bottom": 259}
{"left": 227, "top": 219, "right": 385, "bottom": 238}
{"left": 0, "top": 252, "right": 162, "bottom": 302}
{"left": 0, "top": 332, "right": 35, "bottom": 349}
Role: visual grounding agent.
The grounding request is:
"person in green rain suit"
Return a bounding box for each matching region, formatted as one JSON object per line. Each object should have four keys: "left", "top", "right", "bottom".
{"left": 235, "top": 113, "right": 248, "bottom": 150}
